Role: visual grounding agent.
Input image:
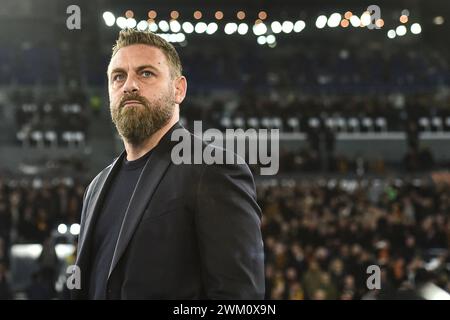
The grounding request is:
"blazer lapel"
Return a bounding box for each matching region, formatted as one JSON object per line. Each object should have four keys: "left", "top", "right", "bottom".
{"left": 75, "top": 151, "right": 125, "bottom": 268}
{"left": 107, "top": 123, "right": 182, "bottom": 280}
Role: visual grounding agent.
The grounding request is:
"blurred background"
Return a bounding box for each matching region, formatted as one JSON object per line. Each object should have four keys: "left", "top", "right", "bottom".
{"left": 0, "top": 0, "right": 449, "bottom": 300}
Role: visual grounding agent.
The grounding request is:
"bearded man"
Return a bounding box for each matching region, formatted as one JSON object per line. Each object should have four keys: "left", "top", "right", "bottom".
{"left": 70, "top": 29, "right": 265, "bottom": 300}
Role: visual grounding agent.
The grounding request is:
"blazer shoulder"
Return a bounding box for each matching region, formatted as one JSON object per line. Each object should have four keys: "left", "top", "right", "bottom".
{"left": 85, "top": 157, "right": 118, "bottom": 197}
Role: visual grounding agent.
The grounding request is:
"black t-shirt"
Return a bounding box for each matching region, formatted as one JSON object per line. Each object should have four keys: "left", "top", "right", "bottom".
{"left": 88, "top": 149, "right": 152, "bottom": 299}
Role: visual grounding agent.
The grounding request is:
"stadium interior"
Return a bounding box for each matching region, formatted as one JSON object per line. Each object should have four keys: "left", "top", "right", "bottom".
{"left": 0, "top": 0, "right": 449, "bottom": 300}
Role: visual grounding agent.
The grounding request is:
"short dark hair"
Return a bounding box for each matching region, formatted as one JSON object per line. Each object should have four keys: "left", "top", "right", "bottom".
{"left": 111, "top": 28, "right": 182, "bottom": 78}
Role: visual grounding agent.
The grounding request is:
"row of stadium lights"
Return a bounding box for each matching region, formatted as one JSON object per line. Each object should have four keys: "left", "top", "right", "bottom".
{"left": 387, "top": 10, "right": 421, "bottom": 39}
{"left": 58, "top": 223, "right": 80, "bottom": 236}
{"left": 102, "top": 10, "right": 305, "bottom": 46}
{"left": 315, "top": 9, "right": 424, "bottom": 39}
{"left": 102, "top": 9, "right": 443, "bottom": 44}
{"left": 314, "top": 11, "right": 382, "bottom": 29}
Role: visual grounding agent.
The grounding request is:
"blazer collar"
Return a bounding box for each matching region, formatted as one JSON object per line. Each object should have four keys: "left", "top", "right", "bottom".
{"left": 108, "top": 122, "right": 185, "bottom": 279}
{"left": 73, "top": 122, "right": 186, "bottom": 299}
{"left": 75, "top": 122, "right": 185, "bottom": 285}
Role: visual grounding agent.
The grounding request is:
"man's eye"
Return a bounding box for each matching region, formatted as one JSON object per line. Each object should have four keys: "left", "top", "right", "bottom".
{"left": 142, "top": 71, "right": 154, "bottom": 77}
{"left": 113, "top": 74, "right": 125, "bottom": 81}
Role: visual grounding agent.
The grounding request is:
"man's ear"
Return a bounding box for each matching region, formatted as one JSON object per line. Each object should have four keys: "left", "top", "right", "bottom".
{"left": 174, "top": 76, "right": 187, "bottom": 105}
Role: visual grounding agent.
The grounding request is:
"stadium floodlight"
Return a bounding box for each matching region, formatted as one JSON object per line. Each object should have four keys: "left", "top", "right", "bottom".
{"left": 176, "top": 33, "right": 186, "bottom": 42}
{"left": 282, "top": 21, "right": 294, "bottom": 33}
{"left": 55, "top": 244, "right": 76, "bottom": 260}
{"left": 253, "top": 22, "right": 267, "bottom": 35}
{"left": 294, "top": 20, "right": 306, "bottom": 32}
{"left": 11, "top": 244, "right": 43, "bottom": 259}
{"left": 327, "top": 13, "right": 342, "bottom": 28}
{"left": 266, "top": 34, "right": 276, "bottom": 45}
{"left": 182, "top": 22, "right": 194, "bottom": 34}
{"left": 387, "top": 29, "right": 396, "bottom": 39}
{"left": 70, "top": 224, "right": 80, "bottom": 236}
{"left": 360, "top": 11, "right": 371, "bottom": 26}
{"left": 116, "top": 16, "right": 127, "bottom": 29}
{"left": 158, "top": 34, "right": 169, "bottom": 41}
{"left": 418, "top": 283, "right": 450, "bottom": 300}
{"left": 411, "top": 23, "right": 422, "bottom": 34}
{"left": 169, "top": 34, "right": 178, "bottom": 42}
{"left": 257, "top": 36, "right": 266, "bottom": 45}
{"left": 126, "top": 18, "right": 137, "bottom": 29}
{"left": 159, "top": 20, "right": 170, "bottom": 32}
{"left": 137, "top": 20, "right": 148, "bottom": 31}
{"left": 271, "top": 21, "right": 282, "bottom": 33}
{"left": 396, "top": 25, "right": 407, "bottom": 36}
{"left": 206, "top": 22, "right": 218, "bottom": 35}
{"left": 433, "top": 16, "right": 444, "bottom": 25}
{"left": 316, "top": 15, "right": 327, "bottom": 29}
{"left": 238, "top": 23, "right": 248, "bottom": 35}
{"left": 103, "top": 11, "right": 115, "bottom": 27}
{"left": 195, "top": 22, "right": 207, "bottom": 33}
{"left": 349, "top": 15, "right": 360, "bottom": 27}
{"left": 149, "top": 21, "right": 158, "bottom": 32}
{"left": 170, "top": 20, "right": 181, "bottom": 33}
{"left": 58, "top": 224, "right": 68, "bottom": 234}
{"left": 224, "top": 23, "right": 238, "bottom": 35}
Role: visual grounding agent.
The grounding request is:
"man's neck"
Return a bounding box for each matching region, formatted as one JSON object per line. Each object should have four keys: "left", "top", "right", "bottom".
{"left": 123, "top": 114, "right": 179, "bottom": 161}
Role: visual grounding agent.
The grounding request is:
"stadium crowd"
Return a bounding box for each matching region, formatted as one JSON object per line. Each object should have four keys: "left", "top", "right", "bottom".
{"left": 259, "top": 179, "right": 450, "bottom": 299}
{"left": 0, "top": 176, "right": 449, "bottom": 299}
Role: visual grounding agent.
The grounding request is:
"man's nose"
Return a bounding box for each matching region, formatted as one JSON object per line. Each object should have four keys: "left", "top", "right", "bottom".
{"left": 123, "top": 75, "right": 139, "bottom": 94}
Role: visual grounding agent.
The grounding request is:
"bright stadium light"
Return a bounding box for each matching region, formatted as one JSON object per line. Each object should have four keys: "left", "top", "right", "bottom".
{"left": 294, "top": 20, "right": 306, "bottom": 32}
{"left": 266, "top": 34, "right": 276, "bottom": 45}
{"left": 149, "top": 21, "right": 158, "bottom": 32}
{"left": 175, "top": 33, "right": 186, "bottom": 42}
{"left": 158, "top": 34, "right": 168, "bottom": 41}
{"left": 11, "top": 244, "right": 43, "bottom": 259}
{"left": 253, "top": 22, "right": 267, "bottom": 35}
{"left": 271, "top": 21, "right": 282, "bottom": 33}
{"left": 55, "top": 244, "right": 76, "bottom": 260}
{"left": 169, "top": 34, "right": 178, "bottom": 42}
{"left": 170, "top": 20, "right": 181, "bottom": 32}
{"left": 224, "top": 23, "right": 238, "bottom": 34}
{"left": 350, "top": 15, "right": 360, "bottom": 27}
{"left": 195, "top": 22, "right": 207, "bottom": 33}
{"left": 116, "top": 16, "right": 127, "bottom": 29}
{"left": 137, "top": 20, "right": 148, "bottom": 31}
{"left": 361, "top": 11, "right": 371, "bottom": 26}
{"left": 70, "top": 223, "right": 80, "bottom": 236}
{"left": 316, "top": 15, "right": 327, "bottom": 29}
{"left": 411, "top": 23, "right": 422, "bottom": 34}
{"left": 257, "top": 36, "right": 266, "bottom": 45}
{"left": 58, "top": 224, "right": 68, "bottom": 234}
{"left": 126, "top": 18, "right": 137, "bottom": 29}
{"left": 206, "top": 22, "right": 218, "bottom": 34}
{"left": 282, "top": 21, "right": 294, "bottom": 33}
{"left": 182, "top": 22, "right": 194, "bottom": 34}
{"left": 327, "top": 13, "right": 342, "bottom": 28}
{"left": 396, "top": 25, "right": 407, "bottom": 36}
{"left": 159, "top": 20, "right": 170, "bottom": 32}
{"left": 238, "top": 23, "right": 248, "bottom": 35}
{"left": 433, "top": 16, "right": 444, "bottom": 25}
{"left": 387, "top": 29, "right": 396, "bottom": 38}
{"left": 103, "top": 11, "right": 115, "bottom": 27}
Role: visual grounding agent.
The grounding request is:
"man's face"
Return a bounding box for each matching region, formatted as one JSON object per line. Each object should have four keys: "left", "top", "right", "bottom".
{"left": 108, "top": 44, "right": 177, "bottom": 145}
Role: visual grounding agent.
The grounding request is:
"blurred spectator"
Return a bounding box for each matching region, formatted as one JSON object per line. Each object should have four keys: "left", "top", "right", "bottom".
{"left": 0, "top": 263, "right": 12, "bottom": 299}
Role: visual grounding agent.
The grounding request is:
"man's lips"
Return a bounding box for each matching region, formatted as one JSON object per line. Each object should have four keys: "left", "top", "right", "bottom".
{"left": 123, "top": 100, "right": 143, "bottom": 106}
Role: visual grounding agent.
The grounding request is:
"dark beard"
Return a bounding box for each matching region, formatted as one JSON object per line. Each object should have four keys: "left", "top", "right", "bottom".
{"left": 111, "top": 91, "right": 174, "bottom": 145}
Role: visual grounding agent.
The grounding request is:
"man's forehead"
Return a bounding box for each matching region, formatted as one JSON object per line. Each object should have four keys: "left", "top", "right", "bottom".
{"left": 108, "top": 44, "right": 168, "bottom": 71}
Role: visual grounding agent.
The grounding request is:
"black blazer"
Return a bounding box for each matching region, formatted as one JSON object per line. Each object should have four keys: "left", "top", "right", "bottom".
{"left": 71, "top": 123, "right": 265, "bottom": 299}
